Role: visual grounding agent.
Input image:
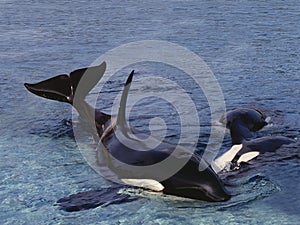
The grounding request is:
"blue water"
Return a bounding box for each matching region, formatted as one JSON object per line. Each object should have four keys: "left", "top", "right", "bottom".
{"left": 1, "top": 0, "right": 299, "bottom": 224}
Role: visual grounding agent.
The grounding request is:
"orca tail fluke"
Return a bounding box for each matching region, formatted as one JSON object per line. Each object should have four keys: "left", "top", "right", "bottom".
{"left": 24, "top": 74, "right": 73, "bottom": 103}
{"left": 24, "top": 62, "right": 106, "bottom": 104}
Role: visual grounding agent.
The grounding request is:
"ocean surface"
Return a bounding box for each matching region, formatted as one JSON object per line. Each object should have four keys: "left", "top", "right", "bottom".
{"left": 1, "top": 0, "right": 299, "bottom": 224}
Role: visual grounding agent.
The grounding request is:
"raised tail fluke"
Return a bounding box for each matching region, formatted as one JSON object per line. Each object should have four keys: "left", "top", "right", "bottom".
{"left": 70, "top": 62, "right": 106, "bottom": 102}
{"left": 24, "top": 74, "right": 72, "bottom": 103}
{"left": 116, "top": 70, "right": 135, "bottom": 129}
{"left": 24, "top": 62, "right": 106, "bottom": 104}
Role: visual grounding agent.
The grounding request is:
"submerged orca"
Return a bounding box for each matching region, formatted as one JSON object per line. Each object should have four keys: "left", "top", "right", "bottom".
{"left": 24, "top": 62, "right": 231, "bottom": 202}
{"left": 212, "top": 108, "right": 296, "bottom": 173}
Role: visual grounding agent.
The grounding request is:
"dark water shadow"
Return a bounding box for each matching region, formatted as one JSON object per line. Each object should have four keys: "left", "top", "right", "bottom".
{"left": 56, "top": 186, "right": 138, "bottom": 212}
{"left": 28, "top": 118, "right": 75, "bottom": 139}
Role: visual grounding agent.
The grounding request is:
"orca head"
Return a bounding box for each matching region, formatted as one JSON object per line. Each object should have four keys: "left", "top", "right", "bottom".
{"left": 222, "top": 108, "right": 268, "bottom": 132}
{"left": 192, "top": 166, "right": 231, "bottom": 202}
{"left": 246, "top": 108, "right": 268, "bottom": 131}
{"left": 163, "top": 162, "right": 231, "bottom": 202}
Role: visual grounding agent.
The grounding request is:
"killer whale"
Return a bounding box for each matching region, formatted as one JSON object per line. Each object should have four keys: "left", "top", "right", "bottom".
{"left": 212, "top": 108, "right": 296, "bottom": 173}
{"left": 24, "top": 62, "right": 230, "bottom": 202}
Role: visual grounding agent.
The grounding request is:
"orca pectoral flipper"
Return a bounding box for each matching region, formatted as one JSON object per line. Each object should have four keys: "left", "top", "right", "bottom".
{"left": 237, "top": 151, "right": 260, "bottom": 164}
{"left": 211, "top": 144, "right": 243, "bottom": 173}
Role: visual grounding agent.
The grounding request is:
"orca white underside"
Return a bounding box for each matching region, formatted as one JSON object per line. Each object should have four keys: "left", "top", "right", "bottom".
{"left": 211, "top": 144, "right": 243, "bottom": 173}
{"left": 237, "top": 151, "right": 259, "bottom": 164}
{"left": 121, "top": 178, "right": 164, "bottom": 192}
{"left": 211, "top": 144, "right": 260, "bottom": 173}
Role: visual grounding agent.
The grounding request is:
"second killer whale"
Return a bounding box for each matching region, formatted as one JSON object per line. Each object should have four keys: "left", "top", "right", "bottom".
{"left": 212, "top": 108, "right": 296, "bottom": 173}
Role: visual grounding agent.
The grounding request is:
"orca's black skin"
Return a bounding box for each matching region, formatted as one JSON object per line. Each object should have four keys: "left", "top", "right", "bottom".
{"left": 220, "top": 108, "right": 268, "bottom": 145}
{"left": 101, "top": 129, "right": 230, "bottom": 201}
{"left": 222, "top": 108, "right": 295, "bottom": 166}
{"left": 24, "top": 62, "right": 230, "bottom": 202}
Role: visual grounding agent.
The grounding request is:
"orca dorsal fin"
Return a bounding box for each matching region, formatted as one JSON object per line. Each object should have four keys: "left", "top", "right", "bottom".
{"left": 116, "top": 70, "right": 135, "bottom": 129}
